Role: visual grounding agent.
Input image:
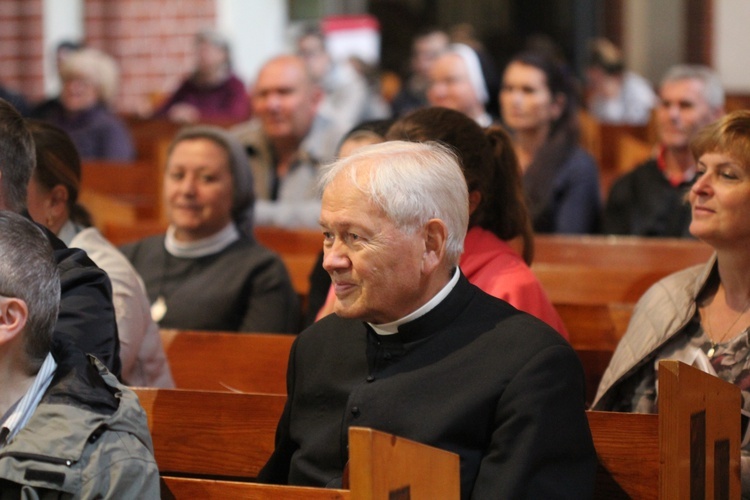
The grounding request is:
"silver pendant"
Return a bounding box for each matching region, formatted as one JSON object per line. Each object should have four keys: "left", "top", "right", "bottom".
{"left": 151, "top": 296, "right": 167, "bottom": 323}
{"left": 707, "top": 345, "right": 716, "bottom": 358}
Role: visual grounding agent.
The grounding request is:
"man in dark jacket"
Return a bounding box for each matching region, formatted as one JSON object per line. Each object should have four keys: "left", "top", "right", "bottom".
{"left": 603, "top": 65, "right": 725, "bottom": 237}
{"left": 259, "top": 141, "right": 596, "bottom": 499}
{"left": 0, "top": 98, "right": 120, "bottom": 376}
{"left": 0, "top": 211, "right": 158, "bottom": 496}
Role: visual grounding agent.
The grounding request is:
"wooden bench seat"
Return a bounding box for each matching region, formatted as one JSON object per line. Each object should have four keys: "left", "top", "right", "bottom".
{"left": 160, "top": 329, "right": 294, "bottom": 394}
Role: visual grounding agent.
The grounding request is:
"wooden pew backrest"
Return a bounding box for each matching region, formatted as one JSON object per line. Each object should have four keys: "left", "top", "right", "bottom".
{"left": 104, "top": 220, "right": 168, "bottom": 247}
{"left": 160, "top": 329, "right": 294, "bottom": 394}
{"left": 533, "top": 235, "right": 711, "bottom": 306}
{"left": 133, "top": 388, "right": 286, "bottom": 479}
{"left": 588, "top": 411, "right": 659, "bottom": 499}
{"left": 347, "top": 427, "right": 460, "bottom": 500}
{"left": 254, "top": 226, "right": 322, "bottom": 256}
{"left": 157, "top": 427, "right": 459, "bottom": 500}
{"left": 533, "top": 264, "right": 671, "bottom": 305}
{"left": 558, "top": 302, "right": 633, "bottom": 351}
{"left": 587, "top": 360, "right": 741, "bottom": 499}
{"left": 534, "top": 235, "right": 712, "bottom": 271}
{"left": 658, "top": 360, "right": 741, "bottom": 499}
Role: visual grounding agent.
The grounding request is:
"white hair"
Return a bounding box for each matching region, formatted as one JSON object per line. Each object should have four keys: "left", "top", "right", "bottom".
{"left": 60, "top": 48, "right": 120, "bottom": 106}
{"left": 319, "top": 140, "right": 469, "bottom": 266}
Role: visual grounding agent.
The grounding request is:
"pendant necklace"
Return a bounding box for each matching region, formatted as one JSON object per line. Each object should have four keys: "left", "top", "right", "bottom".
{"left": 151, "top": 250, "right": 173, "bottom": 323}
{"left": 704, "top": 294, "right": 750, "bottom": 358}
{"left": 151, "top": 296, "right": 168, "bottom": 323}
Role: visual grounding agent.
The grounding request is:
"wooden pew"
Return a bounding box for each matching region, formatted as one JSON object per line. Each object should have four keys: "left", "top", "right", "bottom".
{"left": 532, "top": 235, "right": 713, "bottom": 306}
{"left": 254, "top": 226, "right": 322, "bottom": 301}
{"left": 103, "top": 219, "right": 168, "bottom": 247}
{"left": 160, "top": 329, "right": 294, "bottom": 394}
{"left": 578, "top": 110, "right": 656, "bottom": 199}
{"left": 133, "top": 388, "right": 286, "bottom": 479}
{"left": 534, "top": 234, "right": 713, "bottom": 270}
{"left": 138, "top": 360, "right": 738, "bottom": 498}
{"left": 134, "top": 387, "right": 459, "bottom": 499}
{"left": 158, "top": 427, "right": 459, "bottom": 499}
{"left": 560, "top": 301, "right": 633, "bottom": 406}
{"left": 160, "top": 478, "right": 348, "bottom": 499}
{"left": 588, "top": 360, "right": 741, "bottom": 498}
{"left": 254, "top": 226, "right": 323, "bottom": 256}
{"left": 534, "top": 264, "right": 679, "bottom": 305}
{"left": 558, "top": 302, "right": 633, "bottom": 351}
{"left": 81, "top": 160, "right": 162, "bottom": 224}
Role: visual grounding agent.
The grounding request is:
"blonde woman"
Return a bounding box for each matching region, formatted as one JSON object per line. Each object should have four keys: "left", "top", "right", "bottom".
{"left": 31, "top": 47, "right": 134, "bottom": 160}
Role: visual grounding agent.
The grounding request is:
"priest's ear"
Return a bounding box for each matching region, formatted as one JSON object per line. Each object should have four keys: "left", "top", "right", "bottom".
{"left": 421, "top": 218, "right": 448, "bottom": 276}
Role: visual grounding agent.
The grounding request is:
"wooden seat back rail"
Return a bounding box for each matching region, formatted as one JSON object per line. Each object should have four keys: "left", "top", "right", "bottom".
{"left": 157, "top": 426, "right": 460, "bottom": 499}
{"left": 133, "top": 386, "right": 459, "bottom": 500}
{"left": 159, "top": 329, "right": 295, "bottom": 394}
{"left": 533, "top": 234, "right": 712, "bottom": 270}
{"left": 133, "top": 388, "right": 286, "bottom": 479}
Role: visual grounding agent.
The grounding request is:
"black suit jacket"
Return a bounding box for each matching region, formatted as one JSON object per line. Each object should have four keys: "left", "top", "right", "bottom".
{"left": 260, "top": 273, "right": 595, "bottom": 499}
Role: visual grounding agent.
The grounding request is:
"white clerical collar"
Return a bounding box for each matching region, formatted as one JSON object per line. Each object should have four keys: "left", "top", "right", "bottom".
{"left": 164, "top": 223, "right": 240, "bottom": 258}
{"left": 369, "top": 267, "right": 460, "bottom": 335}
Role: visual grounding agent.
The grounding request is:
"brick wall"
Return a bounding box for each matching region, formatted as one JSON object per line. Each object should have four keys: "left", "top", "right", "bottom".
{"left": 84, "top": 0, "right": 216, "bottom": 114}
{"left": 0, "top": 0, "right": 45, "bottom": 102}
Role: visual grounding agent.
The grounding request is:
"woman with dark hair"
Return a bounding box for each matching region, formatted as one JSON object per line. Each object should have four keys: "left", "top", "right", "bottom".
{"left": 25, "top": 120, "right": 172, "bottom": 387}
{"left": 387, "top": 106, "right": 566, "bottom": 335}
{"left": 593, "top": 110, "right": 750, "bottom": 493}
{"left": 500, "top": 50, "right": 601, "bottom": 234}
{"left": 315, "top": 108, "right": 567, "bottom": 336}
{"left": 120, "top": 125, "right": 299, "bottom": 333}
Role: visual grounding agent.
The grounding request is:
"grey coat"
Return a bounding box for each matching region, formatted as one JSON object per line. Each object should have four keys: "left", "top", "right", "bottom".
{"left": 0, "top": 340, "right": 159, "bottom": 498}
{"left": 592, "top": 255, "right": 750, "bottom": 496}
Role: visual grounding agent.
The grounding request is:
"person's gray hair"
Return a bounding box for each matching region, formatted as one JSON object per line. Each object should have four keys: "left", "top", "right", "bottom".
{"left": 195, "top": 28, "right": 232, "bottom": 70}
{"left": 0, "top": 211, "right": 60, "bottom": 372}
{"left": 319, "top": 140, "right": 468, "bottom": 266}
{"left": 167, "top": 125, "right": 255, "bottom": 235}
{"left": 59, "top": 47, "right": 120, "bottom": 106}
{"left": 661, "top": 64, "right": 725, "bottom": 111}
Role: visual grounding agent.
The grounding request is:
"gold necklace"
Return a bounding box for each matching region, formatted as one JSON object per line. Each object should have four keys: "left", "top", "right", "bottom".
{"left": 704, "top": 295, "right": 750, "bottom": 358}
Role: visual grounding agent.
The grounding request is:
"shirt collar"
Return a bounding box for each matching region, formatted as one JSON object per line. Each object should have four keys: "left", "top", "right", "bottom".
{"left": 164, "top": 222, "right": 240, "bottom": 258}
{"left": 369, "top": 267, "right": 460, "bottom": 335}
{"left": 657, "top": 144, "right": 696, "bottom": 187}
{"left": 1, "top": 352, "right": 57, "bottom": 447}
